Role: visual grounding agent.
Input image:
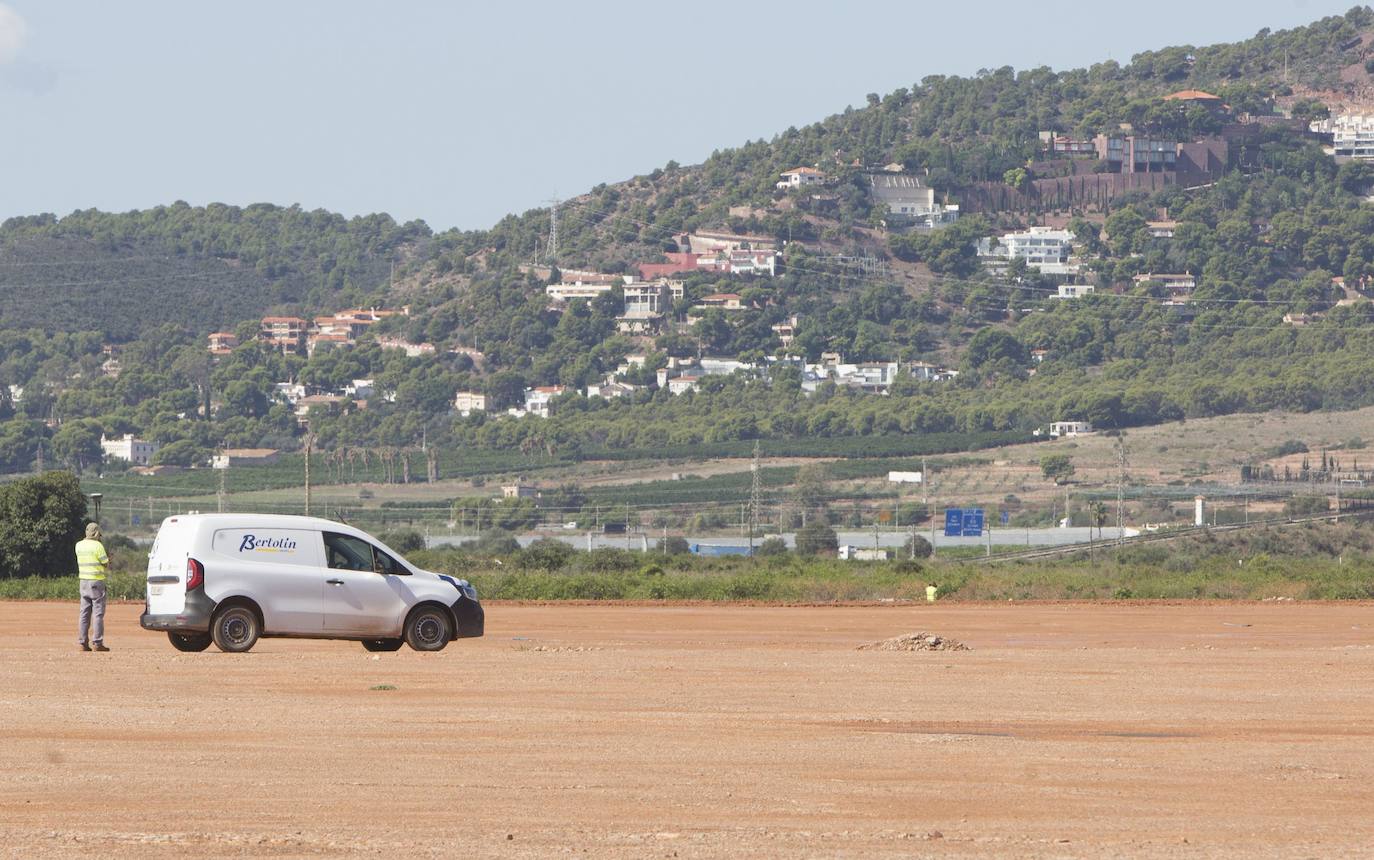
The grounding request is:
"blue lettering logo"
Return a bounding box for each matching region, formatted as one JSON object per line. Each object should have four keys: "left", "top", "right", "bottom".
{"left": 237, "top": 534, "right": 297, "bottom": 553}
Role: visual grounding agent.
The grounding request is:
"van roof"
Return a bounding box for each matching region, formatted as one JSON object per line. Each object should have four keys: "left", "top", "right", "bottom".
{"left": 161, "top": 513, "right": 367, "bottom": 533}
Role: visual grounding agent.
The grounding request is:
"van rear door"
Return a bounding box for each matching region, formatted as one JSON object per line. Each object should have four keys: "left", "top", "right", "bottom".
{"left": 146, "top": 517, "right": 193, "bottom": 615}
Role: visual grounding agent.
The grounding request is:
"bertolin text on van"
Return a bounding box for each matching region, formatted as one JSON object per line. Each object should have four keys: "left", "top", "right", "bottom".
{"left": 238, "top": 535, "right": 298, "bottom": 553}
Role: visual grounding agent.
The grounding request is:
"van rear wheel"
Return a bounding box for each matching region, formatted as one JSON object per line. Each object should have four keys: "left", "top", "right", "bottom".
{"left": 361, "top": 638, "right": 403, "bottom": 652}
{"left": 168, "top": 631, "right": 212, "bottom": 652}
{"left": 404, "top": 606, "right": 451, "bottom": 652}
{"left": 212, "top": 605, "right": 260, "bottom": 653}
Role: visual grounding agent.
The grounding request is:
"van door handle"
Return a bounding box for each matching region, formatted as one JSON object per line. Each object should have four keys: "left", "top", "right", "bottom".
{"left": 326, "top": 578, "right": 344, "bottom": 585}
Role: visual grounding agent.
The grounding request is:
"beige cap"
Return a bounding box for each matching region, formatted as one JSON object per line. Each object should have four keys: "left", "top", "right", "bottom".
{"left": 85, "top": 522, "right": 101, "bottom": 539}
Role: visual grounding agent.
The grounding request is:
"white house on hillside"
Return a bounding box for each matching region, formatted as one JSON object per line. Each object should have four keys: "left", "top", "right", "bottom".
{"left": 454, "top": 391, "right": 487, "bottom": 416}
{"left": 978, "top": 227, "right": 1076, "bottom": 273}
{"left": 101, "top": 434, "right": 159, "bottom": 466}
{"left": 776, "top": 167, "right": 826, "bottom": 188}
{"left": 1048, "top": 421, "right": 1095, "bottom": 438}
{"left": 523, "top": 386, "right": 566, "bottom": 418}
{"left": 1056, "top": 284, "right": 1095, "bottom": 299}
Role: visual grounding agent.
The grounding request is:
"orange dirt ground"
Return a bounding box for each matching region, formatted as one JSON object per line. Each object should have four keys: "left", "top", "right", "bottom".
{"left": 2, "top": 601, "right": 1372, "bottom": 858}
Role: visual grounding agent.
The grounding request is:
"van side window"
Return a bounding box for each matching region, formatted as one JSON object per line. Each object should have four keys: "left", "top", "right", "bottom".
{"left": 324, "top": 532, "right": 375, "bottom": 571}
{"left": 374, "top": 547, "right": 405, "bottom": 575}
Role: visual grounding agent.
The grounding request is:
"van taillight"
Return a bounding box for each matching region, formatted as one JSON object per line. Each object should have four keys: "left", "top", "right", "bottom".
{"left": 186, "top": 558, "right": 204, "bottom": 590}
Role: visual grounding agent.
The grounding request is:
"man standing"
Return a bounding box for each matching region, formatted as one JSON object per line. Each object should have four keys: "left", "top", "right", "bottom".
{"left": 76, "top": 522, "right": 110, "bottom": 652}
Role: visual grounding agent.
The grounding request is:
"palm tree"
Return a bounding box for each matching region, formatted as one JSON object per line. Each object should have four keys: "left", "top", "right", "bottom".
{"left": 1089, "top": 501, "right": 1109, "bottom": 540}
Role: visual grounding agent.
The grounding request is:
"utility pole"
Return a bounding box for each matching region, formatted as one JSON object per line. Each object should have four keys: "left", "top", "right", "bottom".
{"left": 304, "top": 430, "right": 315, "bottom": 517}
{"left": 217, "top": 464, "right": 227, "bottom": 513}
{"left": 1115, "top": 435, "right": 1128, "bottom": 545}
{"left": 35, "top": 438, "right": 43, "bottom": 473}
{"left": 748, "top": 440, "right": 761, "bottom": 554}
{"left": 544, "top": 197, "right": 560, "bottom": 263}
{"left": 927, "top": 459, "right": 937, "bottom": 551}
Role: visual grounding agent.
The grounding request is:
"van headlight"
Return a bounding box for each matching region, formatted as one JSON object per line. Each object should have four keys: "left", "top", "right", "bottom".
{"left": 459, "top": 584, "right": 478, "bottom": 601}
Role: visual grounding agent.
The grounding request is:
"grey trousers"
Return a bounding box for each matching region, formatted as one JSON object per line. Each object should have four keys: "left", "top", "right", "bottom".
{"left": 77, "top": 579, "right": 107, "bottom": 646}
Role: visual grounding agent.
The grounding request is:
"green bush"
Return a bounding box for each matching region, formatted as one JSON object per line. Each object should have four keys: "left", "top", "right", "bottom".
{"left": 756, "top": 536, "right": 789, "bottom": 556}
{"left": 378, "top": 528, "right": 425, "bottom": 554}
{"left": 0, "top": 472, "right": 89, "bottom": 579}
{"left": 795, "top": 522, "right": 838, "bottom": 556}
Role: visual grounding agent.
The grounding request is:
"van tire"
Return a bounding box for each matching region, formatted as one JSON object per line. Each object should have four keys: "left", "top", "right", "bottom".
{"left": 361, "top": 638, "right": 404, "bottom": 652}
{"left": 404, "top": 605, "right": 451, "bottom": 652}
{"left": 212, "top": 604, "right": 261, "bottom": 653}
{"left": 168, "top": 631, "right": 212, "bottom": 652}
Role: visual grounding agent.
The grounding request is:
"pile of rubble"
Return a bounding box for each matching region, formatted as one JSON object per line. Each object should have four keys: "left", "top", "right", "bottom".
{"left": 858, "top": 632, "right": 970, "bottom": 652}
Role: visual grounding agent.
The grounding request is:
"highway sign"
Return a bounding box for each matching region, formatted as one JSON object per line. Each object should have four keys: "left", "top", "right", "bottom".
{"left": 944, "top": 508, "right": 985, "bottom": 537}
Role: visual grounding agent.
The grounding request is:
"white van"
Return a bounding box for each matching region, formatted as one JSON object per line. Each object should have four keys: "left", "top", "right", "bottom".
{"left": 139, "top": 514, "right": 483, "bottom": 653}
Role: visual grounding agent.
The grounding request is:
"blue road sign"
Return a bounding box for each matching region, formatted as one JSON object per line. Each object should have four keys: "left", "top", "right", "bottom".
{"left": 1000, "top": 509, "right": 1010, "bottom": 525}
{"left": 964, "top": 508, "right": 985, "bottom": 536}
{"left": 944, "top": 508, "right": 986, "bottom": 537}
{"left": 943, "top": 508, "right": 963, "bottom": 537}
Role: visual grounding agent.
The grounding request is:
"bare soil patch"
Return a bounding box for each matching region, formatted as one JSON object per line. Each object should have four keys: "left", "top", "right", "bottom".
{"left": 2, "top": 601, "right": 1372, "bottom": 857}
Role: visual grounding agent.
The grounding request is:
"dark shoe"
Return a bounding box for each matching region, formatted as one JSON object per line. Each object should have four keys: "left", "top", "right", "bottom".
{"left": 79, "top": 644, "right": 91, "bottom": 652}
{"left": 93, "top": 643, "right": 110, "bottom": 652}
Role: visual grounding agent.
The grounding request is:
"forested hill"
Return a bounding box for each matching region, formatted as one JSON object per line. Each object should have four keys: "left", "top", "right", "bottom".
{"left": 10, "top": 9, "right": 1374, "bottom": 474}
{"left": 422, "top": 7, "right": 1374, "bottom": 273}
{"left": 0, "top": 204, "right": 433, "bottom": 337}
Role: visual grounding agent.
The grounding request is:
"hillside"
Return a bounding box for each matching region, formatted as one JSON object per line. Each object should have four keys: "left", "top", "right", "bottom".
{"left": 0, "top": 204, "right": 433, "bottom": 336}
{"left": 5, "top": 9, "right": 1374, "bottom": 477}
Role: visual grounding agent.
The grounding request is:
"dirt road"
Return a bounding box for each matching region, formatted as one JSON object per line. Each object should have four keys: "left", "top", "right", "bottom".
{"left": 3, "top": 601, "right": 1372, "bottom": 858}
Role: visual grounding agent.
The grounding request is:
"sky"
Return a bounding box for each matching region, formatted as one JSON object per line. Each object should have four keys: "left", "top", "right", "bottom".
{"left": 0, "top": 0, "right": 1356, "bottom": 232}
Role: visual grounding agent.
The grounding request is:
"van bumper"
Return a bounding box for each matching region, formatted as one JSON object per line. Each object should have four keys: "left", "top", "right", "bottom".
{"left": 450, "top": 597, "right": 484, "bottom": 638}
{"left": 140, "top": 590, "right": 217, "bottom": 633}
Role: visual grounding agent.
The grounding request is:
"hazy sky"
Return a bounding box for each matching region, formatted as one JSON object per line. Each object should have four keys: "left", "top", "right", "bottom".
{"left": 0, "top": 0, "right": 1353, "bottom": 231}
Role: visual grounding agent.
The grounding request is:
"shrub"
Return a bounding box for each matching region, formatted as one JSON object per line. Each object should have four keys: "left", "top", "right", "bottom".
{"left": 1267, "top": 440, "right": 1309, "bottom": 458}
{"left": 0, "top": 472, "right": 88, "bottom": 578}
{"left": 472, "top": 530, "right": 521, "bottom": 556}
{"left": 379, "top": 528, "right": 425, "bottom": 554}
{"left": 1284, "top": 495, "right": 1329, "bottom": 518}
{"left": 901, "top": 535, "right": 934, "bottom": 559}
{"left": 795, "top": 522, "right": 838, "bottom": 556}
{"left": 756, "top": 536, "right": 789, "bottom": 556}
{"left": 660, "top": 536, "right": 691, "bottom": 555}
{"left": 516, "top": 538, "right": 576, "bottom": 571}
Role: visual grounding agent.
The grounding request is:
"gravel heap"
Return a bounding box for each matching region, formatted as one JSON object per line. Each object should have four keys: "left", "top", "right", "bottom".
{"left": 858, "top": 632, "right": 970, "bottom": 652}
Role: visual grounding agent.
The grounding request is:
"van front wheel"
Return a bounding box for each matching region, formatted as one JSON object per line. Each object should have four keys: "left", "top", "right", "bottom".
{"left": 361, "top": 638, "right": 403, "bottom": 652}
{"left": 212, "top": 605, "right": 260, "bottom": 653}
{"left": 404, "top": 606, "right": 451, "bottom": 652}
{"left": 168, "top": 631, "right": 212, "bottom": 652}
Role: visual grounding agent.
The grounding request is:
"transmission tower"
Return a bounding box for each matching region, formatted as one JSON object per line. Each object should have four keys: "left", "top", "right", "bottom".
{"left": 749, "top": 440, "right": 762, "bottom": 553}
{"left": 1115, "top": 435, "right": 1129, "bottom": 545}
{"left": 544, "top": 197, "right": 560, "bottom": 263}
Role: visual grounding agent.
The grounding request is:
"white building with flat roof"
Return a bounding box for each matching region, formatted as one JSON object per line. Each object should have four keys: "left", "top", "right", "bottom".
{"left": 1056, "top": 284, "right": 1096, "bottom": 299}
{"left": 454, "top": 391, "right": 487, "bottom": 416}
{"left": 1048, "top": 421, "right": 1095, "bottom": 438}
{"left": 979, "top": 227, "right": 1076, "bottom": 272}
{"left": 1311, "top": 114, "right": 1374, "bottom": 159}
{"left": 101, "top": 433, "right": 159, "bottom": 466}
{"left": 546, "top": 281, "right": 614, "bottom": 302}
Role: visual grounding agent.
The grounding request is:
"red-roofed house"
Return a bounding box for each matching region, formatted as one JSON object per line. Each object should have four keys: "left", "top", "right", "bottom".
{"left": 208, "top": 332, "right": 239, "bottom": 356}
{"left": 776, "top": 167, "right": 826, "bottom": 189}
{"left": 261, "top": 317, "right": 307, "bottom": 354}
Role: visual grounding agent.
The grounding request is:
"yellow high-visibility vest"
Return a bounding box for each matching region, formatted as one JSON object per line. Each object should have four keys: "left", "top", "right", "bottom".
{"left": 75, "top": 538, "right": 109, "bottom": 581}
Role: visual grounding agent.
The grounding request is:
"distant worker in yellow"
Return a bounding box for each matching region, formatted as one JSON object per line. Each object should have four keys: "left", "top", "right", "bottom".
{"left": 76, "top": 522, "right": 110, "bottom": 652}
{"left": 926, "top": 583, "right": 938, "bottom": 603}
